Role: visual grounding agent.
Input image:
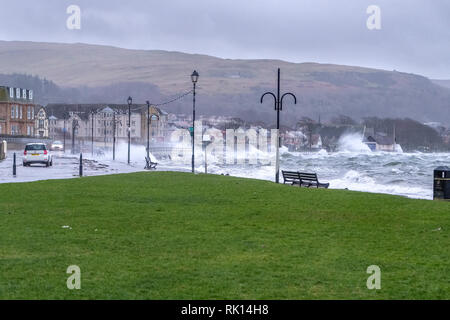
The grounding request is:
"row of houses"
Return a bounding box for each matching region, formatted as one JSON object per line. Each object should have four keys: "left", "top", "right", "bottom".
{"left": 44, "top": 104, "right": 169, "bottom": 144}
{"left": 0, "top": 86, "right": 173, "bottom": 145}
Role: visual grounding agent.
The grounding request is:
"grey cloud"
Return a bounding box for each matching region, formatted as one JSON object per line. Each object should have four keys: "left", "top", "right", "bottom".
{"left": 0, "top": 0, "right": 449, "bottom": 78}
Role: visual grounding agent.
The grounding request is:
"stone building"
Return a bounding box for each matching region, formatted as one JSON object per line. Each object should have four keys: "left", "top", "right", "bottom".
{"left": 0, "top": 86, "right": 38, "bottom": 136}
{"left": 35, "top": 107, "right": 49, "bottom": 137}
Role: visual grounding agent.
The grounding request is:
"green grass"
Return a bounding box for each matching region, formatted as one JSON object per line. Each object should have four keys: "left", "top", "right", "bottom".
{"left": 0, "top": 172, "right": 449, "bottom": 299}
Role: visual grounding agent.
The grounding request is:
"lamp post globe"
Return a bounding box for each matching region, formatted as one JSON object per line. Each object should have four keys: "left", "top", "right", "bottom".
{"left": 191, "top": 70, "right": 199, "bottom": 84}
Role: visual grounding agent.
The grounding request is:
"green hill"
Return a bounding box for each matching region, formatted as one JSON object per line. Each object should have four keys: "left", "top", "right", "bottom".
{"left": 1, "top": 40, "right": 450, "bottom": 125}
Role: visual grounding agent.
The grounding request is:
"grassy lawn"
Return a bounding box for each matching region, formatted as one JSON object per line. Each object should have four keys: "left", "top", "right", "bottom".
{"left": 0, "top": 172, "right": 449, "bottom": 299}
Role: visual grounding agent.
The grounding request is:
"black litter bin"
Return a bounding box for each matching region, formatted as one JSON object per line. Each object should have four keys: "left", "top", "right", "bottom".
{"left": 433, "top": 166, "right": 450, "bottom": 201}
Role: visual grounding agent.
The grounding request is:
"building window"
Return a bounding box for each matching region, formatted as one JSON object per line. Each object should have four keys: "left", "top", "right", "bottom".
{"left": 39, "top": 120, "right": 44, "bottom": 129}
{"left": 29, "top": 90, "right": 33, "bottom": 100}
{"left": 11, "top": 106, "right": 14, "bottom": 119}
{"left": 9, "top": 87, "right": 14, "bottom": 98}
{"left": 11, "top": 125, "right": 18, "bottom": 135}
{"left": 27, "top": 107, "right": 31, "bottom": 120}
{"left": 22, "top": 89, "right": 27, "bottom": 99}
{"left": 31, "top": 108, "right": 34, "bottom": 119}
{"left": 15, "top": 88, "right": 20, "bottom": 98}
{"left": 19, "top": 106, "right": 23, "bottom": 119}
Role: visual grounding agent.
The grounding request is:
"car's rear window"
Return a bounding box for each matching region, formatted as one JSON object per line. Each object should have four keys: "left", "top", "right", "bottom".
{"left": 53, "top": 141, "right": 62, "bottom": 144}
{"left": 25, "top": 144, "right": 46, "bottom": 151}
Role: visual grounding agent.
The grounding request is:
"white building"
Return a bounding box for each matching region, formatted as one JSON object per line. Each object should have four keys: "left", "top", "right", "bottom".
{"left": 35, "top": 107, "right": 49, "bottom": 137}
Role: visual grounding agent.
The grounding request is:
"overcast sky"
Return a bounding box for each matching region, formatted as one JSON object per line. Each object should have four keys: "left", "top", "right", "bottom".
{"left": 1, "top": 0, "right": 449, "bottom": 78}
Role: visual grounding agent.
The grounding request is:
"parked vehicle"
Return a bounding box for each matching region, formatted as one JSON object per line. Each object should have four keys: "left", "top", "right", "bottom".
{"left": 50, "top": 140, "right": 64, "bottom": 151}
{"left": 23, "top": 143, "right": 53, "bottom": 167}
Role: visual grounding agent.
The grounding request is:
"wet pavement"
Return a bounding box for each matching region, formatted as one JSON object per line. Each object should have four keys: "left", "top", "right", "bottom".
{"left": 0, "top": 151, "right": 151, "bottom": 184}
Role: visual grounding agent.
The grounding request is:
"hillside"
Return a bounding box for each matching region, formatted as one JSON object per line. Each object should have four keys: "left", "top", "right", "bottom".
{"left": 1, "top": 41, "right": 450, "bottom": 125}
{"left": 432, "top": 79, "right": 450, "bottom": 89}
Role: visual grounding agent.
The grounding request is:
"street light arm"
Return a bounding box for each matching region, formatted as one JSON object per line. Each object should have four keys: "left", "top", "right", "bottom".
{"left": 280, "top": 92, "right": 297, "bottom": 111}
{"left": 260, "top": 92, "right": 277, "bottom": 110}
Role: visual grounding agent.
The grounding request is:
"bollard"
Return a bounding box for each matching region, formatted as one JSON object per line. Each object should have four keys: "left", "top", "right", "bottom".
{"left": 13, "top": 152, "right": 16, "bottom": 176}
{"left": 79, "top": 153, "right": 83, "bottom": 177}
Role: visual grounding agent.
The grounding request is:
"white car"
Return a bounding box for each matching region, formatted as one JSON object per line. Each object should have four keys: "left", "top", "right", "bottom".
{"left": 50, "top": 140, "right": 64, "bottom": 151}
{"left": 23, "top": 143, "right": 53, "bottom": 167}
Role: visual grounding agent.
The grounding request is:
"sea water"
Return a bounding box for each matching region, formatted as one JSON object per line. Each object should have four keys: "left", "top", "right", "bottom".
{"left": 168, "top": 133, "right": 450, "bottom": 200}
{"left": 2, "top": 137, "right": 449, "bottom": 200}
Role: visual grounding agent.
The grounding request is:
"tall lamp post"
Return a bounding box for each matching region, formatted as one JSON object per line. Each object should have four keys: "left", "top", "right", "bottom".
{"left": 145, "top": 101, "right": 160, "bottom": 169}
{"left": 202, "top": 135, "right": 212, "bottom": 174}
{"left": 127, "top": 96, "right": 132, "bottom": 164}
{"left": 71, "top": 119, "right": 79, "bottom": 155}
{"left": 260, "top": 68, "right": 297, "bottom": 183}
{"left": 63, "top": 114, "right": 67, "bottom": 153}
{"left": 191, "top": 70, "right": 199, "bottom": 173}
{"left": 90, "top": 110, "right": 96, "bottom": 157}
{"left": 112, "top": 111, "right": 121, "bottom": 161}
{"left": 146, "top": 101, "right": 151, "bottom": 162}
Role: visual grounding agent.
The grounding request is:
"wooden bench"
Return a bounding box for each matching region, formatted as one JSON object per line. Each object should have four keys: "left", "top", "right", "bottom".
{"left": 282, "top": 170, "right": 329, "bottom": 189}
{"left": 144, "top": 156, "right": 158, "bottom": 170}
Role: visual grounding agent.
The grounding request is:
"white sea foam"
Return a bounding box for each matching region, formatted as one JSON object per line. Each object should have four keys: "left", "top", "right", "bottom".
{"left": 395, "top": 144, "right": 404, "bottom": 153}
{"left": 328, "top": 170, "right": 431, "bottom": 199}
{"left": 338, "top": 133, "right": 371, "bottom": 153}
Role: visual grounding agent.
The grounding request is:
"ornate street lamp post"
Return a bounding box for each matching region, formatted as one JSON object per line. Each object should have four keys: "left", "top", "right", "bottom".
{"left": 112, "top": 110, "right": 121, "bottom": 161}
{"left": 127, "top": 96, "right": 132, "bottom": 164}
{"left": 260, "top": 68, "right": 297, "bottom": 183}
{"left": 71, "top": 119, "right": 79, "bottom": 155}
{"left": 146, "top": 101, "right": 151, "bottom": 162}
{"left": 191, "top": 70, "right": 199, "bottom": 173}
{"left": 145, "top": 101, "right": 160, "bottom": 164}
{"left": 90, "top": 110, "right": 96, "bottom": 157}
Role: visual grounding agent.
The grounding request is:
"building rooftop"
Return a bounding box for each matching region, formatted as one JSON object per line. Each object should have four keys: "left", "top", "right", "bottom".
{"left": 0, "top": 86, "right": 34, "bottom": 103}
